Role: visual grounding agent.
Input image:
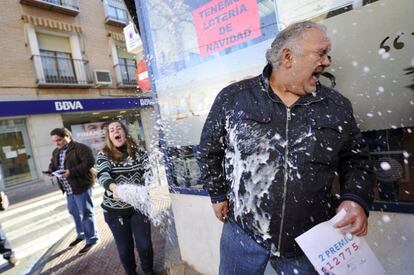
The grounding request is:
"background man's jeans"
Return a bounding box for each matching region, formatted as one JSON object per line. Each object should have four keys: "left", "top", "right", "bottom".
{"left": 66, "top": 188, "right": 98, "bottom": 245}
{"left": 104, "top": 210, "right": 153, "bottom": 275}
{"left": 220, "top": 220, "right": 317, "bottom": 275}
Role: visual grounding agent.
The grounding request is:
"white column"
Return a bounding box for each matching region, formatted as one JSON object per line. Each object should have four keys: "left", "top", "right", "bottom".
{"left": 25, "top": 24, "right": 45, "bottom": 83}
{"left": 26, "top": 114, "right": 63, "bottom": 180}
{"left": 110, "top": 39, "right": 122, "bottom": 85}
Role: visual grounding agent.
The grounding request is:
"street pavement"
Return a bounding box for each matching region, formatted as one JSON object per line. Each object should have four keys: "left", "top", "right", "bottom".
{"left": 0, "top": 186, "right": 104, "bottom": 274}
{"left": 0, "top": 185, "right": 198, "bottom": 275}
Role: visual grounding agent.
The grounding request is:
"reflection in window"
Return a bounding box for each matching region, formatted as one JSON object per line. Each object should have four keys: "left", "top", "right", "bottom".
{"left": 363, "top": 127, "right": 413, "bottom": 202}
{"left": 167, "top": 146, "right": 201, "bottom": 188}
{"left": 140, "top": 0, "right": 278, "bottom": 78}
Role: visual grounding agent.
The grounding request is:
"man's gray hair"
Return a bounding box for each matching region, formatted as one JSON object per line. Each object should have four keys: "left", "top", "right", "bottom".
{"left": 265, "top": 21, "right": 327, "bottom": 68}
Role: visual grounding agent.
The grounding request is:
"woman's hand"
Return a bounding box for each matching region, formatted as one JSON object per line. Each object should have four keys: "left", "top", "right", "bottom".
{"left": 109, "top": 183, "right": 120, "bottom": 200}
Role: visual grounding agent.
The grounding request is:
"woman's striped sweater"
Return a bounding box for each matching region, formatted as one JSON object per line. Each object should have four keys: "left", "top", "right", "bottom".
{"left": 96, "top": 148, "right": 150, "bottom": 216}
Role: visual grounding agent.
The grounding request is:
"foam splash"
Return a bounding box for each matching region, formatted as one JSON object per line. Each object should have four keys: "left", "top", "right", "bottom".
{"left": 226, "top": 119, "right": 283, "bottom": 239}
{"left": 115, "top": 150, "right": 172, "bottom": 227}
{"left": 225, "top": 111, "right": 316, "bottom": 253}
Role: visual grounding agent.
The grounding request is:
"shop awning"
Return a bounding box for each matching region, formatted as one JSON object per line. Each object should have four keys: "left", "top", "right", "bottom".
{"left": 21, "top": 14, "right": 82, "bottom": 33}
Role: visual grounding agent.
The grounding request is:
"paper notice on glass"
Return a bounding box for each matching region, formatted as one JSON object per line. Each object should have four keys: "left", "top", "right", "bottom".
{"left": 5, "top": 151, "right": 18, "bottom": 159}
{"left": 295, "top": 209, "right": 385, "bottom": 275}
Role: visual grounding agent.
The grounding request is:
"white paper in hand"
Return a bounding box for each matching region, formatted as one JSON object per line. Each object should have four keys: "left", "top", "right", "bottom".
{"left": 52, "top": 169, "right": 65, "bottom": 178}
{"left": 295, "top": 209, "right": 385, "bottom": 275}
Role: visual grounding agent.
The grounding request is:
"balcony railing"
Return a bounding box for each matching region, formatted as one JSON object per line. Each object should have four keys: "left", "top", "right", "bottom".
{"left": 31, "top": 55, "right": 93, "bottom": 87}
{"left": 114, "top": 63, "right": 137, "bottom": 87}
{"left": 20, "top": 0, "right": 80, "bottom": 16}
{"left": 105, "top": 5, "right": 129, "bottom": 27}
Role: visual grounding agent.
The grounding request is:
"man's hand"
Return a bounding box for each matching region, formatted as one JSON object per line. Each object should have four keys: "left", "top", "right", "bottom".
{"left": 62, "top": 169, "right": 70, "bottom": 177}
{"left": 212, "top": 200, "right": 229, "bottom": 222}
{"left": 334, "top": 200, "right": 368, "bottom": 236}
{"left": 42, "top": 170, "right": 52, "bottom": 176}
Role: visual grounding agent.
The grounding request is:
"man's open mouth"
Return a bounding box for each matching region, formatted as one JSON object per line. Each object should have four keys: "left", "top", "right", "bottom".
{"left": 312, "top": 68, "right": 324, "bottom": 82}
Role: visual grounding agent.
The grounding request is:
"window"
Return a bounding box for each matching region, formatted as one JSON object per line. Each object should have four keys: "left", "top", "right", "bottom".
{"left": 363, "top": 128, "right": 414, "bottom": 203}
{"left": 26, "top": 30, "right": 92, "bottom": 86}
{"left": 137, "top": 0, "right": 279, "bottom": 191}
{"left": 114, "top": 45, "right": 137, "bottom": 86}
{"left": 39, "top": 50, "right": 77, "bottom": 83}
{"left": 108, "top": 5, "right": 128, "bottom": 22}
{"left": 118, "top": 58, "right": 136, "bottom": 86}
{"left": 0, "top": 119, "right": 37, "bottom": 187}
{"left": 167, "top": 146, "right": 201, "bottom": 188}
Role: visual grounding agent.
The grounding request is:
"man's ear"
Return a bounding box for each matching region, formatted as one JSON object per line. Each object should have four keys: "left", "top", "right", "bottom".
{"left": 280, "top": 48, "right": 293, "bottom": 68}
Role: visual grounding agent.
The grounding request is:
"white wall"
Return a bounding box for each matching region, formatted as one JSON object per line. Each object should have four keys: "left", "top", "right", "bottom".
{"left": 322, "top": 0, "right": 414, "bottom": 131}
{"left": 171, "top": 194, "right": 222, "bottom": 275}
{"left": 366, "top": 211, "right": 414, "bottom": 274}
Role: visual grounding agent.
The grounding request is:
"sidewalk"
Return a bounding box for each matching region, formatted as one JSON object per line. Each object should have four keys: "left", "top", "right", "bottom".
{"left": 29, "top": 209, "right": 200, "bottom": 275}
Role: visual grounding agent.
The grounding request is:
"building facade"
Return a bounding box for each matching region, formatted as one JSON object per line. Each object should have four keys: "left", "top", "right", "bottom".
{"left": 0, "top": 0, "right": 155, "bottom": 194}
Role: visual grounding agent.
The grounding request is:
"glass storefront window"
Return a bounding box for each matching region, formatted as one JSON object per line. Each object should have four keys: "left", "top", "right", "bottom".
{"left": 139, "top": 0, "right": 280, "bottom": 190}
{"left": 0, "top": 118, "right": 37, "bottom": 187}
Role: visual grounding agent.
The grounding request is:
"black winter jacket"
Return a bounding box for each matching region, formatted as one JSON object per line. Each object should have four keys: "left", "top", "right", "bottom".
{"left": 49, "top": 141, "right": 95, "bottom": 194}
{"left": 198, "top": 64, "right": 375, "bottom": 257}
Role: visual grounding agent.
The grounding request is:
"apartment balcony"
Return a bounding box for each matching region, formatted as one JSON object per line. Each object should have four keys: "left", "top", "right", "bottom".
{"left": 114, "top": 62, "right": 137, "bottom": 88}
{"left": 20, "top": 0, "right": 80, "bottom": 16}
{"left": 104, "top": 4, "right": 129, "bottom": 27}
{"left": 31, "top": 55, "right": 93, "bottom": 88}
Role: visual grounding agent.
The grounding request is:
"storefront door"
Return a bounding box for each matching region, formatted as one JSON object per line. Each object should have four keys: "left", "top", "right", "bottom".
{"left": 0, "top": 118, "right": 37, "bottom": 188}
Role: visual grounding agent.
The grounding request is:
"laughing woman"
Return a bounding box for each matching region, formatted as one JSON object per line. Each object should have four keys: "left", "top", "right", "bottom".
{"left": 96, "top": 121, "right": 154, "bottom": 275}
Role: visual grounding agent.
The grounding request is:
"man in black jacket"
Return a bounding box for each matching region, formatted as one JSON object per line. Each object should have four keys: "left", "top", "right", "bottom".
{"left": 198, "top": 21, "right": 375, "bottom": 274}
{"left": 48, "top": 128, "right": 98, "bottom": 255}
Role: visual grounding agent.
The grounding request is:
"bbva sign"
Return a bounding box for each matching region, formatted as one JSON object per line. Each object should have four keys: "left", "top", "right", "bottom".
{"left": 55, "top": 101, "right": 84, "bottom": 111}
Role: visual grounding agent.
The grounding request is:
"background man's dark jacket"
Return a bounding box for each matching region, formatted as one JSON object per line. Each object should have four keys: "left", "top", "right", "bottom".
{"left": 198, "top": 64, "right": 375, "bottom": 257}
{"left": 49, "top": 141, "right": 95, "bottom": 194}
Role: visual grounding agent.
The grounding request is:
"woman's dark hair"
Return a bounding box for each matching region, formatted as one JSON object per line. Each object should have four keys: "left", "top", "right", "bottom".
{"left": 102, "top": 121, "right": 139, "bottom": 161}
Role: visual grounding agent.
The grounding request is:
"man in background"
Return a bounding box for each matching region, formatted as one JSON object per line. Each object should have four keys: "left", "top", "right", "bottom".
{"left": 47, "top": 128, "right": 98, "bottom": 255}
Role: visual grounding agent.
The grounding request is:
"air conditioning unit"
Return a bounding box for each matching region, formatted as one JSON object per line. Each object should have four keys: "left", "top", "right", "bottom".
{"left": 93, "top": 70, "right": 112, "bottom": 86}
